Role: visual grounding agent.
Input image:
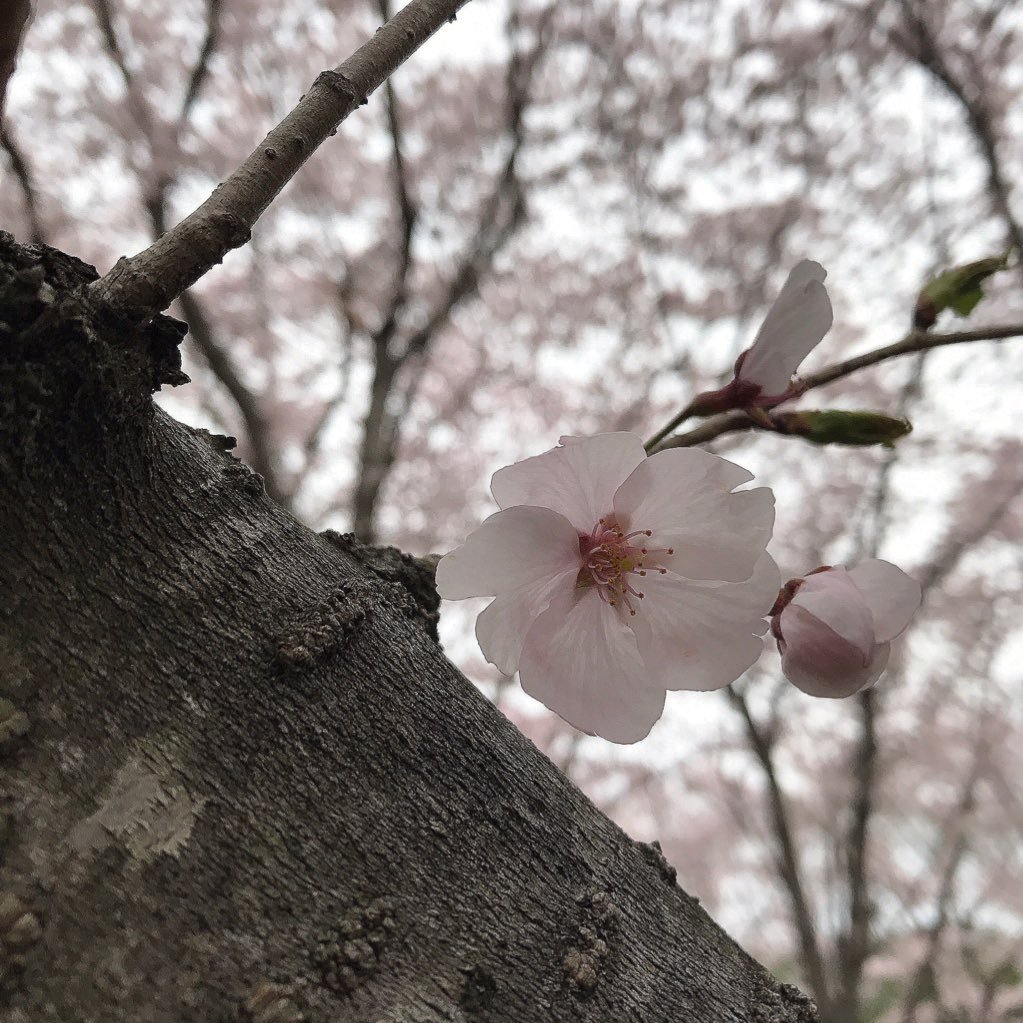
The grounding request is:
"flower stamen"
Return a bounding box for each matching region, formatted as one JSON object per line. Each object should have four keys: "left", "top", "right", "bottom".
{"left": 577, "top": 517, "right": 672, "bottom": 615}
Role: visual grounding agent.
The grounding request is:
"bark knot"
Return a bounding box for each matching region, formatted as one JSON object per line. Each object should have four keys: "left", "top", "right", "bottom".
{"left": 221, "top": 461, "right": 266, "bottom": 498}
{"left": 309, "top": 897, "right": 396, "bottom": 998}
{"left": 638, "top": 838, "right": 677, "bottom": 887}
{"left": 320, "top": 531, "right": 440, "bottom": 640}
{"left": 274, "top": 581, "right": 375, "bottom": 667}
{"left": 753, "top": 978, "right": 820, "bottom": 1022}
{"left": 562, "top": 888, "right": 619, "bottom": 997}
{"left": 314, "top": 69, "right": 364, "bottom": 109}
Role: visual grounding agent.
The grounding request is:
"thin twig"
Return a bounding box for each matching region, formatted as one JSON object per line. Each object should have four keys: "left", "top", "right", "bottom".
{"left": 899, "top": 741, "right": 984, "bottom": 1023}
{"left": 350, "top": 4, "right": 548, "bottom": 540}
{"left": 90, "top": 0, "right": 475, "bottom": 321}
{"left": 92, "top": 0, "right": 154, "bottom": 138}
{"left": 373, "top": 0, "right": 418, "bottom": 346}
{"left": 725, "top": 687, "right": 832, "bottom": 1011}
{"left": 0, "top": 121, "right": 44, "bottom": 243}
{"left": 892, "top": 1, "right": 1023, "bottom": 258}
{"left": 0, "top": 0, "right": 30, "bottom": 115}
{"left": 834, "top": 688, "right": 877, "bottom": 1022}
{"left": 94, "top": 0, "right": 320, "bottom": 506}
{"left": 180, "top": 0, "right": 223, "bottom": 123}
{"left": 653, "top": 323, "right": 1023, "bottom": 451}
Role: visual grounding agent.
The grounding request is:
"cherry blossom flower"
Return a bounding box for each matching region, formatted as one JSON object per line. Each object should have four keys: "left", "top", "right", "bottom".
{"left": 770, "top": 560, "right": 922, "bottom": 698}
{"left": 436, "top": 433, "right": 779, "bottom": 743}
{"left": 692, "top": 260, "right": 834, "bottom": 414}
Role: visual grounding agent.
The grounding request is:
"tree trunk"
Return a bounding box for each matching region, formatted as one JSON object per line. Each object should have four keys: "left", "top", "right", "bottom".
{"left": 0, "top": 233, "right": 817, "bottom": 1022}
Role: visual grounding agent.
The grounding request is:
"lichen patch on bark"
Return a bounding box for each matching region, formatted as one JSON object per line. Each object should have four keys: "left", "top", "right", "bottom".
{"left": 68, "top": 753, "right": 206, "bottom": 865}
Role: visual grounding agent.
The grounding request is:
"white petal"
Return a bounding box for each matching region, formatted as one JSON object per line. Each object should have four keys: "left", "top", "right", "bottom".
{"left": 788, "top": 568, "right": 875, "bottom": 655}
{"left": 780, "top": 608, "right": 888, "bottom": 698}
{"left": 490, "top": 433, "right": 646, "bottom": 529}
{"left": 474, "top": 567, "right": 578, "bottom": 675}
{"left": 847, "top": 559, "right": 922, "bottom": 642}
{"left": 741, "top": 260, "right": 833, "bottom": 395}
{"left": 517, "top": 588, "right": 666, "bottom": 744}
{"left": 435, "top": 505, "right": 580, "bottom": 599}
{"left": 613, "top": 448, "right": 774, "bottom": 582}
{"left": 626, "top": 554, "right": 780, "bottom": 691}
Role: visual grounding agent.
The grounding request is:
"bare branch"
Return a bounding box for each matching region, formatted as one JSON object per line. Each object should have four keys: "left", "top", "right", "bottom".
{"left": 833, "top": 689, "right": 878, "bottom": 1022}
{"left": 296, "top": 279, "right": 358, "bottom": 488}
{"left": 892, "top": 1, "right": 1023, "bottom": 258}
{"left": 725, "top": 687, "right": 832, "bottom": 1011}
{"left": 654, "top": 323, "right": 1023, "bottom": 451}
{"left": 916, "top": 477, "right": 1023, "bottom": 595}
{"left": 94, "top": 0, "right": 286, "bottom": 500}
{"left": 899, "top": 743, "right": 984, "bottom": 1023}
{"left": 92, "top": 0, "right": 154, "bottom": 138}
{"left": 0, "top": 120, "right": 44, "bottom": 243}
{"left": 350, "top": 5, "right": 548, "bottom": 541}
{"left": 0, "top": 0, "right": 30, "bottom": 115}
{"left": 373, "top": 0, "right": 418, "bottom": 347}
{"left": 90, "top": 0, "right": 475, "bottom": 321}
{"left": 174, "top": 288, "right": 287, "bottom": 504}
{"left": 180, "top": 0, "right": 223, "bottom": 124}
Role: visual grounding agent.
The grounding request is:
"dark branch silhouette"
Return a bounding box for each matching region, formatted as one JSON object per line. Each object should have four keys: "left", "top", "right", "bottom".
{"left": 0, "top": 0, "right": 30, "bottom": 114}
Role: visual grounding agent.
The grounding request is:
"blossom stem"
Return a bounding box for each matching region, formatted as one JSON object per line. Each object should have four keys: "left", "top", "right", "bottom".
{"left": 643, "top": 399, "right": 699, "bottom": 452}
{"left": 647, "top": 322, "right": 1023, "bottom": 452}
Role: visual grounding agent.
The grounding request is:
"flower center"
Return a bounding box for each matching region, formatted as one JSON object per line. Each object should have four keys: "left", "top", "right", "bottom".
{"left": 577, "top": 517, "right": 674, "bottom": 616}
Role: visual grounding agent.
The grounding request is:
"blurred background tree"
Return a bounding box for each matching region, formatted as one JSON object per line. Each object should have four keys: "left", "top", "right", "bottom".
{"left": 4, "top": 0, "right": 1021, "bottom": 1019}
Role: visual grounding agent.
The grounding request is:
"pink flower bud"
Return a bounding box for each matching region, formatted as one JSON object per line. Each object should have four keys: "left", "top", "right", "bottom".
{"left": 691, "top": 260, "right": 833, "bottom": 415}
{"left": 772, "top": 560, "right": 921, "bottom": 698}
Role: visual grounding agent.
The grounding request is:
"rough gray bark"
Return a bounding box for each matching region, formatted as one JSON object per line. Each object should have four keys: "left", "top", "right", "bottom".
{"left": 0, "top": 233, "right": 818, "bottom": 1021}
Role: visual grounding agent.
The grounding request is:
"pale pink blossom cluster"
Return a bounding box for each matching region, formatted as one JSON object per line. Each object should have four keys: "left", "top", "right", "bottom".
{"left": 437, "top": 263, "right": 922, "bottom": 742}
{"left": 437, "top": 433, "right": 779, "bottom": 742}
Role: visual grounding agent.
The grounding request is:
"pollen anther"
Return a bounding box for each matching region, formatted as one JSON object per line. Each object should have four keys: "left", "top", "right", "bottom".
{"left": 577, "top": 516, "right": 673, "bottom": 616}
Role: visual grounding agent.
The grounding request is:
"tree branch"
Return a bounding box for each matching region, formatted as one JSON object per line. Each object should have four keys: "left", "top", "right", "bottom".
{"left": 89, "top": 0, "right": 475, "bottom": 321}
{"left": 94, "top": 0, "right": 299, "bottom": 507}
{"left": 180, "top": 0, "right": 223, "bottom": 124}
{"left": 917, "top": 477, "right": 1023, "bottom": 595}
{"left": 899, "top": 743, "right": 983, "bottom": 1023}
{"left": 373, "top": 0, "right": 418, "bottom": 348}
{"left": 653, "top": 323, "right": 1023, "bottom": 451}
{"left": 725, "top": 687, "right": 832, "bottom": 1011}
{"left": 834, "top": 689, "right": 878, "bottom": 1023}
{"left": 92, "top": 0, "right": 155, "bottom": 139}
{"left": 350, "top": 5, "right": 546, "bottom": 541}
{"left": 893, "top": 1, "right": 1023, "bottom": 258}
{"left": 0, "top": 0, "right": 30, "bottom": 115}
{"left": 0, "top": 120, "right": 44, "bottom": 243}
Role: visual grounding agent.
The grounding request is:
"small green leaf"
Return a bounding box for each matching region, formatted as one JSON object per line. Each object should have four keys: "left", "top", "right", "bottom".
{"left": 914, "top": 251, "right": 1012, "bottom": 329}
{"left": 771, "top": 409, "right": 912, "bottom": 448}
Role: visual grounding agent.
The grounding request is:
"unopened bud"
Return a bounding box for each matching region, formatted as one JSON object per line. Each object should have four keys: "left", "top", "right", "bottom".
{"left": 772, "top": 409, "right": 911, "bottom": 448}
